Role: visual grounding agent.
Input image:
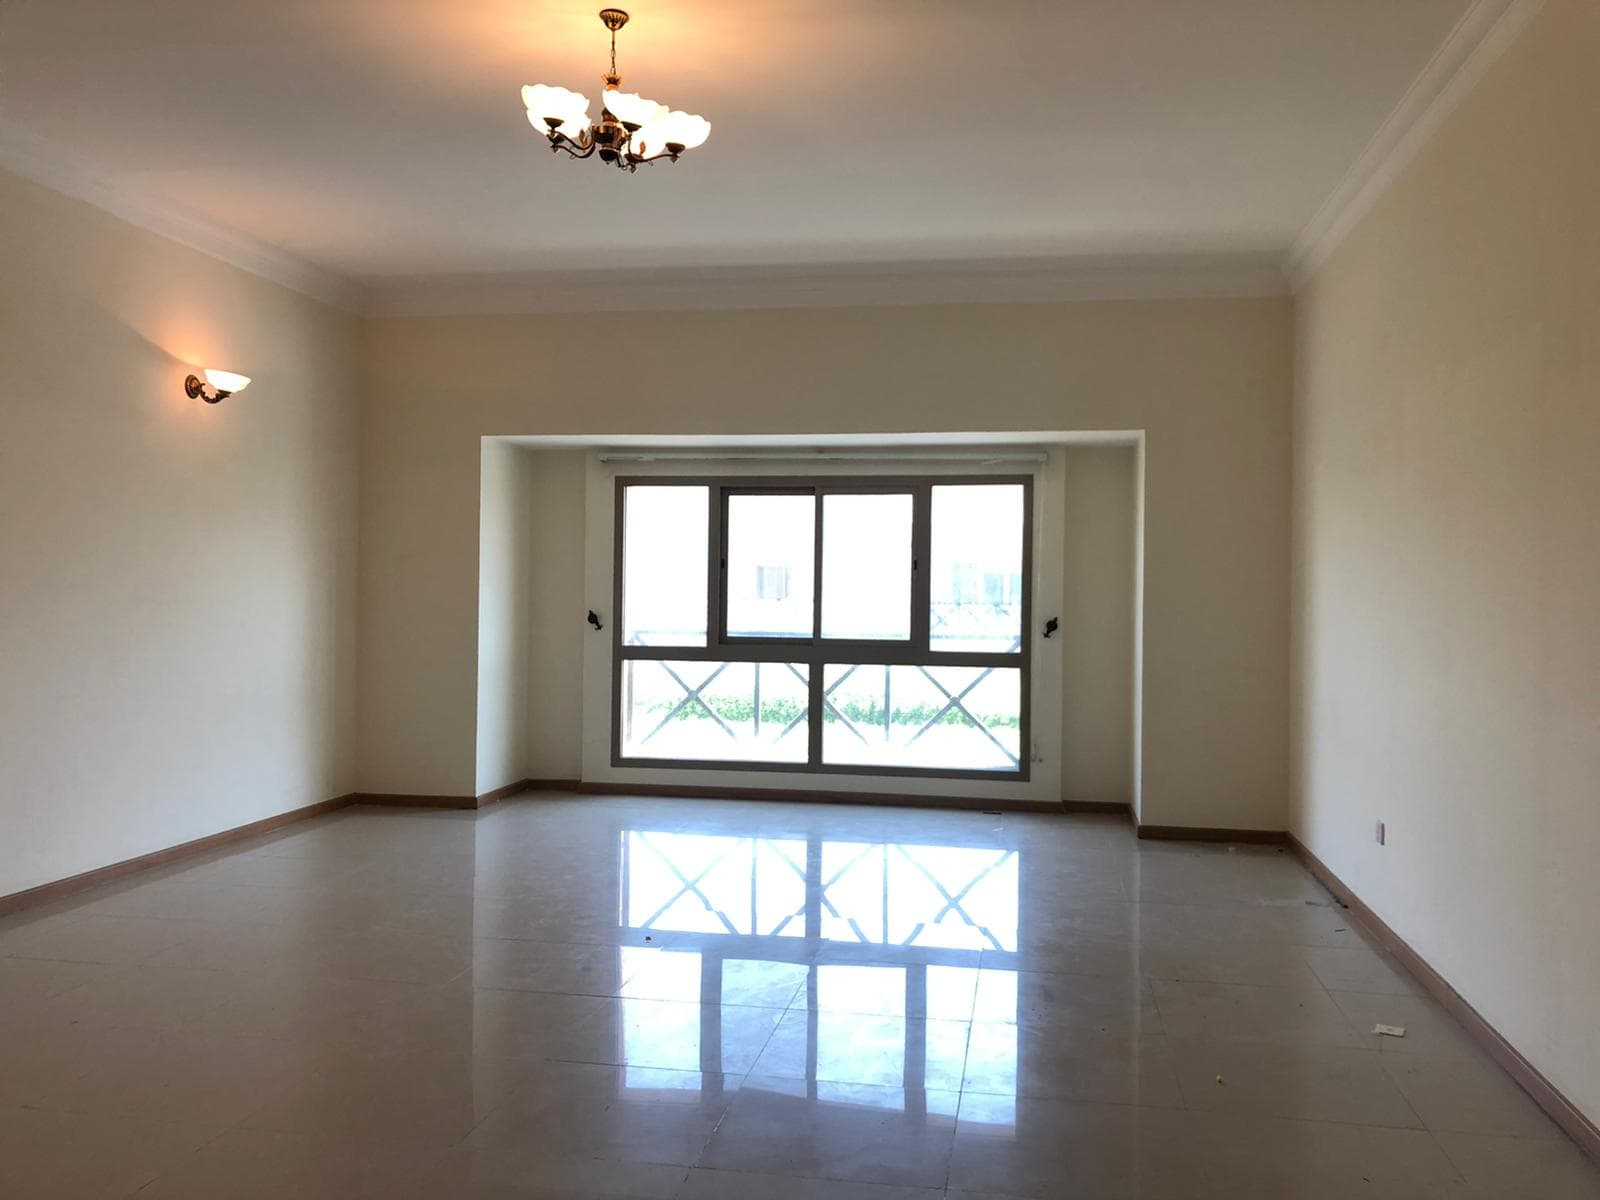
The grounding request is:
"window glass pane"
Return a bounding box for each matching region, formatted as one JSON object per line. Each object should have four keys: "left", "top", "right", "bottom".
{"left": 820, "top": 663, "right": 1021, "bottom": 772}
{"left": 820, "top": 492, "right": 913, "bottom": 640}
{"left": 622, "top": 485, "right": 708, "bottom": 646}
{"left": 725, "top": 493, "right": 815, "bottom": 638}
{"left": 620, "top": 660, "right": 809, "bottom": 763}
{"left": 930, "top": 484, "right": 1024, "bottom": 653}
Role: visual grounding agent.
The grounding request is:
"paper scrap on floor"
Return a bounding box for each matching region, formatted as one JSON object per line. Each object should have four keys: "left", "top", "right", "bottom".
{"left": 1374, "top": 1023, "right": 1407, "bottom": 1037}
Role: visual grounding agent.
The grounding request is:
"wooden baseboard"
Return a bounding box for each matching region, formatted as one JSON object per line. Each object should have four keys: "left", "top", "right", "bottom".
{"left": 349, "top": 792, "right": 479, "bottom": 810}
{"left": 575, "top": 779, "right": 1084, "bottom": 816}
{"left": 1061, "top": 799, "right": 1133, "bottom": 816}
{"left": 523, "top": 778, "right": 582, "bottom": 791}
{"left": 348, "top": 779, "right": 546, "bottom": 811}
{"left": 0, "top": 793, "right": 357, "bottom": 918}
{"left": 475, "top": 779, "right": 533, "bottom": 807}
{"left": 1136, "top": 824, "right": 1288, "bottom": 844}
{"left": 1288, "top": 834, "right": 1600, "bottom": 1166}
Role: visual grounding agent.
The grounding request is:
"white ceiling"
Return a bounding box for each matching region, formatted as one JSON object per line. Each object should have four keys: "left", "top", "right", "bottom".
{"left": 0, "top": 0, "right": 1473, "bottom": 287}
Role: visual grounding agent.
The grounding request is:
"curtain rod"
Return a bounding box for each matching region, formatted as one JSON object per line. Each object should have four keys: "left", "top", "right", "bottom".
{"left": 596, "top": 450, "right": 1049, "bottom": 464}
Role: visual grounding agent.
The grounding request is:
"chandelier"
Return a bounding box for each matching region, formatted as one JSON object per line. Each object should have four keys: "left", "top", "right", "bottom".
{"left": 522, "top": 9, "right": 710, "bottom": 172}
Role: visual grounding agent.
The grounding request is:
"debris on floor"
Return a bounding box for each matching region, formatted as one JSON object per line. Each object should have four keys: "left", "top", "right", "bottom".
{"left": 1215, "top": 1074, "right": 1226, "bottom": 1085}
{"left": 1373, "top": 1024, "right": 1407, "bottom": 1038}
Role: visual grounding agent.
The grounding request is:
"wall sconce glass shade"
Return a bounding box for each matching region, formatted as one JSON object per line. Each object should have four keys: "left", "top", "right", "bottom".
{"left": 184, "top": 369, "right": 252, "bottom": 403}
{"left": 204, "top": 370, "right": 251, "bottom": 394}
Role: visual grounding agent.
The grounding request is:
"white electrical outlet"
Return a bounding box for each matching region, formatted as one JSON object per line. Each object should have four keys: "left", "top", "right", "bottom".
{"left": 1376, "top": 821, "right": 1386, "bottom": 846}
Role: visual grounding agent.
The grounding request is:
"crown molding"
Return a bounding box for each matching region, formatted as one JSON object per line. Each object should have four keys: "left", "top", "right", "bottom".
{"left": 0, "top": 122, "right": 366, "bottom": 313}
{"left": 365, "top": 253, "right": 1288, "bottom": 317}
{"left": 1287, "top": 0, "right": 1545, "bottom": 290}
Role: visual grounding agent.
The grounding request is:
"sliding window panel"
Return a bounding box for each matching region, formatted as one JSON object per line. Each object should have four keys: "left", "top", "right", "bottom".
{"left": 724, "top": 492, "right": 816, "bottom": 639}
{"left": 820, "top": 663, "right": 1022, "bottom": 773}
{"left": 622, "top": 485, "right": 709, "bottom": 647}
{"left": 619, "top": 659, "right": 810, "bottom": 764}
{"left": 929, "top": 483, "right": 1025, "bottom": 653}
{"left": 820, "top": 491, "right": 914, "bottom": 641}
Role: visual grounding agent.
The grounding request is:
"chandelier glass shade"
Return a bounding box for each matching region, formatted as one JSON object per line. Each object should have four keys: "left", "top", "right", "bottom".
{"left": 523, "top": 9, "right": 710, "bottom": 172}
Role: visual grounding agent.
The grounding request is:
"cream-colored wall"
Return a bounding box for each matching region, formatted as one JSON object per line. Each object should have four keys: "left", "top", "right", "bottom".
{"left": 361, "top": 298, "right": 1291, "bottom": 828}
{"left": 474, "top": 438, "right": 533, "bottom": 795}
{"left": 522, "top": 448, "right": 586, "bottom": 782}
{"left": 0, "top": 167, "right": 360, "bottom": 896}
{"left": 1292, "top": 0, "right": 1600, "bottom": 1125}
{"left": 1060, "top": 445, "right": 1137, "bottom": 804}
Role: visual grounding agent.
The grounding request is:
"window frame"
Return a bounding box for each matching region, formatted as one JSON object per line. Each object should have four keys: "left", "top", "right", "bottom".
{"left": 611, "top": 473, "right": 1033, "bottom": 782}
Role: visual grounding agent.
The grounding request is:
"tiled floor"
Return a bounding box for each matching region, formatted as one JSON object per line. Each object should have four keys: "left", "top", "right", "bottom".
{"left": 1, "top": 795, "right": 1597, "bottom": 1199}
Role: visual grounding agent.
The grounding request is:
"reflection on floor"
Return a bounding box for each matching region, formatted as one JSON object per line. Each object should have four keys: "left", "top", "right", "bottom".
{"left": 1, "top": 795, "right": 1596, "bottom": 1198}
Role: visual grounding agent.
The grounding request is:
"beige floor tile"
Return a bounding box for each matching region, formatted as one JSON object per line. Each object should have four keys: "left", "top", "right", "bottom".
{"left": 1168, "top": 1040, "right": 1423, "bottom": 1126}
{"left": 622, "top": 948, "right": 811, "bottom": 1008}
{"left": 0, "top": 908, "right": 88, "bottom": 953}
{"left": 133, "top": 1125, "right": 452, "bottom": 1199}
{"left": 0, "top": 913, "right": 198, "bottom": 965}
{"left": 752, "top": 1009, "right": 971, "bottom": 1091}
{"left": 551, "top": 996, "right": 786, "bottom": 1075}
{"left": 1435, "top": 1131, "right": 1600, "bottom": 1199}
{"left": 43, "top": 962, "right": 241, "bottom": 1033}
{"left": 472, "top": 936, "right": 636, "bottom": 996}
{"left": 948, "top": 1092, "right": 1210, "bottom": 1199}
{"left": 0, "top": 953, "right": 116, "bottom": 1003}
{"left": 238, "top": 1045, "right": 534, "bottom": 1150}
{"left": 1381, "top": 1053, "right": 1565, "bottom": 1136}
{"left": 1191, "top": 1111, "right": 1469, "bottom": 1199}
{"left": 354, "top": 978, "right": 615, "bottom": 1059}
{"left": 1135, "top": 937, "right": 1328, "bottom": 989}
{"left": 466, "top": 1059, "right": 740, "bottom": 1168}
{"left": 1152, "top": 977, "right": 1364, "bottom": 1047}
{"left": 66, "top": 878, "right": 262, "bottom": 923}
{"left": 964, "top": 1022, "right": 1184, "bottom": 1108}
{"left": 144, "top": 921, "right": 325, "bottom": 974}
{"left": 0, "top": 1022, "right": 130, "bottom": 1106}
{"left": 0, "top": 1106, "right": 210, "bottom": 1200}
{"left": 0, "top": 798, "right": 1583, "bottom": 1200}
{"left": 407, "top": 1150, "right": 689, "bottom": 1198}
{"left": 971, "top": 966, "right": 1161, "bottom": 1033}
{"left": 1328, "top": 990, "right": 1495, "bottom": 1059}
{"left": 194, "top": 968, "right": 436, "bottom": 1046}
{"left": 699, "top": 1076, "right": 959, "bottom": 1189}
{"left": 33, "top": 1026, "right": 332, "bottom": 1138}
{"left": 675, "top": 1168, "right": 941, "bottom": 1199}
{"left": 1303, "top": 944, "right": 1427, "bottom": 995}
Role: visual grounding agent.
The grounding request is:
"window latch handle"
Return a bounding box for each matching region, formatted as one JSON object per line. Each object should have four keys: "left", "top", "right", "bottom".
{"left": 1043, "top": 617, "right": 1059, "bottom": 639}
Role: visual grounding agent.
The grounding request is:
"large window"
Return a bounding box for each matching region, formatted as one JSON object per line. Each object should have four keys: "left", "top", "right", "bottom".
{"left": 613, "top": 475, "right": 1031, "bottom": 779}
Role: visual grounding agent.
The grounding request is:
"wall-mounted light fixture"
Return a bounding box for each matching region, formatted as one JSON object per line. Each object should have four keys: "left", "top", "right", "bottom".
{"left": 184, "top": 369, "right": 252, "bottom": 404}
